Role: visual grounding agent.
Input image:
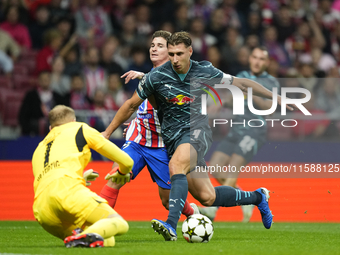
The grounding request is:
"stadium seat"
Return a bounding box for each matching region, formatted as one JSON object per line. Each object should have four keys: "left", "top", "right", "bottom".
{"left": 78, "top": 37, "right": 106, "bottom": 50}
{"left": 0, "top": 76, "right": 12, "bottom": 89}
{"left": 13, "top": 64, "right": 28, "bottom": 75}
{"left": 20, "top": 49, "right": 38, "bottom": 61}
{"left": 0, "top": 88, "right": 10, "bottom": 113}
{"left": 0, "top": 90, "right": 25, "bottom": 127}
{"left": 17, "top": 59, "right": 36, "bottom": 75}
{"left": 12, "top": 74, "right": 35, "bottom": 91}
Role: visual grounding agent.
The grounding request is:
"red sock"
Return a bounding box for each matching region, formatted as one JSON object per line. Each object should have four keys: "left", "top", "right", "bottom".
{"left": 100, "top": 185, "right": 119, "bottom": 208}
{"left": 182, "top": 200, "right": 194, "bottom": 217}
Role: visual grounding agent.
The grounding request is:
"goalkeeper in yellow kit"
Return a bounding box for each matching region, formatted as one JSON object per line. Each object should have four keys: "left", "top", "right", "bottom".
{"left": 32, "top": 105, "right": 133, "bottom": 248}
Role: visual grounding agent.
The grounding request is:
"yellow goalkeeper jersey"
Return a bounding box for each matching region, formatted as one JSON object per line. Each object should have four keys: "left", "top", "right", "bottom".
{"left": 32, "top": 121, "right": 133, "bottom": 199}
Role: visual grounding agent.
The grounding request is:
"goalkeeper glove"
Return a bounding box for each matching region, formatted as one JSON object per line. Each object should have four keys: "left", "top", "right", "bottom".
{"left": 83, "top": 169, "right": 99, "bottom": 186}
{"left": 105, "top": 166, "right": 132, "bottom": 185}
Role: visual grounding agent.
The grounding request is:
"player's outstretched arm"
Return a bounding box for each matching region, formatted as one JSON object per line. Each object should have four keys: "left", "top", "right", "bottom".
{"left": 232, "top": 77, "right": 295, "bottom": 111}
{"left": 252, "top": 96, "right": 274, "bottom": 110}
{"left": 83, "top": 124, "right": 134, "bottom": 174}
{"left": 102, "top": 91, "right": 144, "bottom": 139}
{"left": 232, "top": 77, "right": 272, "bottom": 99}
{"left": 95, "top": 141, "right": 134, "bottom": 175}
{"left": 121, "top": 70, "right": 145, "bottom": 84}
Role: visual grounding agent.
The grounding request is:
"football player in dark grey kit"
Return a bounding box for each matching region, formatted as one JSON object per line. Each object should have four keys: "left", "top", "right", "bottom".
{"left": 102, "top": 32, "right": 292, "bottom": 241}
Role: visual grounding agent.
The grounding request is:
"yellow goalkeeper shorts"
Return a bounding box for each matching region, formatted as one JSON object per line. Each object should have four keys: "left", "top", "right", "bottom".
{"left": 33, "top": 176, "right": 111, "bottom": 239}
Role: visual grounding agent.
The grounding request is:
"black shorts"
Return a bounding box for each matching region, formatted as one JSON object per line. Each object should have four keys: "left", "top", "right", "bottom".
{"left": 215, "top": 127, "right": 267, "bottom": 163}
{"left": 165, "top": 124, "right": 213, "bottom": 167}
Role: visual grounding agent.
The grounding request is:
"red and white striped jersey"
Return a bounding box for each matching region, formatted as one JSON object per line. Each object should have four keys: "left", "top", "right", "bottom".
{"left": 125, "top": 99, "right": 164, "bottom": 147}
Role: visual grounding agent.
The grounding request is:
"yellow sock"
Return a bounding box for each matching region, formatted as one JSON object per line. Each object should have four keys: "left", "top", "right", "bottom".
{"left": 104, "top": 236, "right": 115, "bottom": 247}
{"left": 81, "top": 217, "right": 129, "bottom": 239}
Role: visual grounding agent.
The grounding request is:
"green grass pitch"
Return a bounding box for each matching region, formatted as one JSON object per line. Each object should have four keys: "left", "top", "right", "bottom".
{"left": 0, "top": 221, "right": 339, "bottom": 255}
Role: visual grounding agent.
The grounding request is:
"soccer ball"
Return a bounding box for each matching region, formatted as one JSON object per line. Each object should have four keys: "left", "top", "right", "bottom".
{"left": 182, "top": 214, "right": 214, "bottom": 243}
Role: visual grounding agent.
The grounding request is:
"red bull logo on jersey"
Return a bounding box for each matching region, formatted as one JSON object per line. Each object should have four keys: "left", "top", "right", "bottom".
{"left": 167, "top": 95, "right": 196, "bottom": 105}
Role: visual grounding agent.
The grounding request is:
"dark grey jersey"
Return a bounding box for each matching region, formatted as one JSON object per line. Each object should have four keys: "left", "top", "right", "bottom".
{"left": 136, "top": 60, "right": 227, "bottom": 144}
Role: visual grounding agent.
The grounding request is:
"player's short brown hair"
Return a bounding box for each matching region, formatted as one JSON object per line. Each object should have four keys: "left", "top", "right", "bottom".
{"left": 167, "top": 31, "right": 192, "bottom": 48}
{"left": 252, "top": 46, "right": 269, "bottom": 56}
{"left": 49, "top": 105, "right": 76, "bottom": 128}
{"left": 152, "top": 30, "right": 172, "bottom": 42}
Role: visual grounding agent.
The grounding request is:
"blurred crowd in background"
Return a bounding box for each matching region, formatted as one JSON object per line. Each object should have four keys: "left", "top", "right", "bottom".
{"left": 0, "top": 0, "right": 339, "bottom": 141}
